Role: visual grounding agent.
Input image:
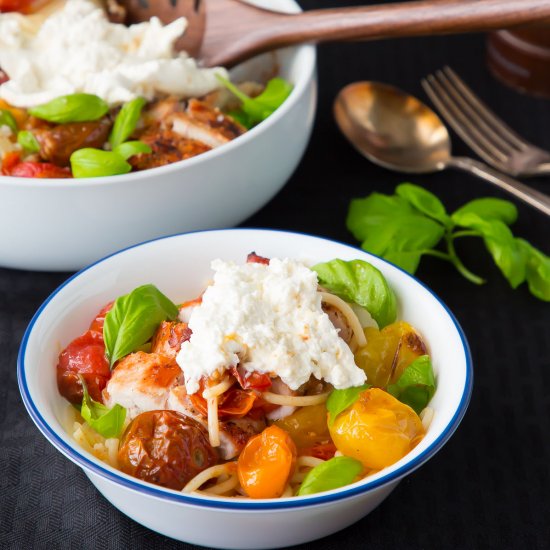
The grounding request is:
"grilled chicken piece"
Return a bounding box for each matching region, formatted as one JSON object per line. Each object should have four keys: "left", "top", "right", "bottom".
{"left": 33, "top": 117, "right": 112, "bottom": 166}
{"left": 103, "top": 351, "right": 183, "bottom": 419}
{"left": 169, "top": 99, "right": 246, "bottom": 149}
{"left": 129, "top": 127, "right": 211, "bottom": 170}
{"left": 150, "top": 321, "right": 192, "bottom": 362}
{"left": 167, "top": 385, "right": 265, "bottom": 460}
{"left": 142, "top": 97, "right": 184, "bottom": 127}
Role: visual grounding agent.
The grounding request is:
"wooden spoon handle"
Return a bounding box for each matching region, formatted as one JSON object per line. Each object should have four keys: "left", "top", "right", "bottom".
{"left": 204, "top": 0, "right": 550, "bottom": 67}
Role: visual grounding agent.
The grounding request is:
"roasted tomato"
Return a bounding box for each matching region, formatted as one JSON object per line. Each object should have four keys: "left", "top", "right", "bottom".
{"left": 230, "top": 364, "right": 272, "bottom": 391}
{"left": 150, "top": 320, "right": 192, "bottom": 361}
{"left": 88, "top": 301, "right": 114, "bottom": 333}
{"left": 329, "top": 388, "right": 425, "bottom": 471}
{"left": 273, "top": 403, "right": 330, "bottom": 450}
{"left": 118, "top": 410, "right": 218, "bottom": 490}
{"left": 3, "top": 160, "right": 72, "bottom": 178}
{"left": 56, "top": 330, "right": 110, "bottom": 404}
{"left": 354, "top": 321, "right": 427, "bottom": 388}
{"left": 189, "top": 387, "right": 257, "bottom": 419}
{"left": 237, "top": 425, "right": 297, "bottom": 499}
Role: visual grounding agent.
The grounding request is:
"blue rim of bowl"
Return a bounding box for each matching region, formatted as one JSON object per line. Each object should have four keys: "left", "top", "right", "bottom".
{"left": 17, "top": 228, "right": 473, "bottom": 511}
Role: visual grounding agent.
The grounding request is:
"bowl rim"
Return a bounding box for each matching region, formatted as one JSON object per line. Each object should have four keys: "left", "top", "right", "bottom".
{"left": 0, "top": 44, "right": 316, "bottom": 189}
{"left": 17, "top": 228, "right": 473, "bottom": 511}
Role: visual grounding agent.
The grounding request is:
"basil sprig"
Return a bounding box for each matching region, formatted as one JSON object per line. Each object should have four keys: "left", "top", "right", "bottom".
{"left": 79, "top": 376, "right": 126, "bottom": 438}
{"left": 0, "top": 109, "right": 18, "bottom": 133}
{"left": 109, "top": 97, "right": 146, "bottom": 148}
{"left": 297, "top": 456, "right": 363, "bottom": 496}
{"left": 216, "top": 75, "right": 292, "bottom": 128}
{"left": 103, "top": 284, "right": 179, "bottom": 367}
{"left": 387, "top": 355, "right": 435, "bottom": 414}
{"left": 17, "top": 130, "right": 40, "bottom": 153}
{"left": 313, "top": 259, "right": 397, "bottom": 328}
{"left": 347, "top": 183, "right": 550, "bottom": 301}
{"left": 28, "top": 93, "right": 109, "bottom": 123}
{"left": 326, "top": 384, "right": 370, "bottom": 427}
{"left": 70, "top": 148, "right": 132, "bottom": 178}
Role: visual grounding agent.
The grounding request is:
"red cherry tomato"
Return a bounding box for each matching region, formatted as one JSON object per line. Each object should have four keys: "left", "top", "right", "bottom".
{"left": 5, "top": 161, "right": 72, "bottom": 179}
{"left": 230, "top": 365, "right": 272, "bottom": 391}
{"left": 56, "top": 330, "right": 111, "bottom": 404}
{"left": 88, "top": 301, "right": 114, "bottom": 333}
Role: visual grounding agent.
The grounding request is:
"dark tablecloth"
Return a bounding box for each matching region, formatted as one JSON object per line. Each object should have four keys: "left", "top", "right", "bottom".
{"left": 1, "top": 1, "right": 549, "bottom": 549}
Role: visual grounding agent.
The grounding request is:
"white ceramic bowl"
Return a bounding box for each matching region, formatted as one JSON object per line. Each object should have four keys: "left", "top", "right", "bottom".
{"left": 0, "top": 1, "right": 316, "bottom": 272}
{"left": 18, "top": 229, "right": 472, "bottom": 549}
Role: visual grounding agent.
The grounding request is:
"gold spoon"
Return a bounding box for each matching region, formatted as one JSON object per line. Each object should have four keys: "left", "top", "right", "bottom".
{"left": 117, "top": 0, "right": 550, "bottom": 68}
{"left": 333, "top": 82, "right": 550, "bottom": 216}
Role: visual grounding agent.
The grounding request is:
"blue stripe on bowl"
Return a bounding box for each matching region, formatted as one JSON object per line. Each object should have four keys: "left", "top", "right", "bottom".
{"left": 17, "top": 228, "right": 473, "bottom": 511}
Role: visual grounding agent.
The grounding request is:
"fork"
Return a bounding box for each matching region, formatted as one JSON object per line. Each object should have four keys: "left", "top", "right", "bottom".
{"left": 421, "top": 66, "right": 550, "bottom": 177}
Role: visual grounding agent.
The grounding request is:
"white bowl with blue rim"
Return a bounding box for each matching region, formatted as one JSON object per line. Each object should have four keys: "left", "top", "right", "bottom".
{"left": 0, "top": 0, "right": 316, "bottom": 272}
{"left": 18, "top": 229, "right": 472, "bottom": 549}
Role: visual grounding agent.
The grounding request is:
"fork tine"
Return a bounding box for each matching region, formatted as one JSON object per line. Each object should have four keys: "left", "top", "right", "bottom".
{"left": 421, "top": 75, "right": 507, "bottom": 166}
{"left": 443, "top": 67, "right": 530, "bottom": 152}
{"left": 434, "top": 69, "right": 518, "bottom": 158}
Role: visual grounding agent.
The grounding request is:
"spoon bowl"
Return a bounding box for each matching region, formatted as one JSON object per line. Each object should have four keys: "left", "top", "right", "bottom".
{"left": 333, "top": 81, "right": 550, "bottom": 216}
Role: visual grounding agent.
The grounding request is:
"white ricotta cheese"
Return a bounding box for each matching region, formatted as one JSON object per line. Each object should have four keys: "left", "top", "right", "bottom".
{"left": 0, "top": 0, "right": 228, "bottom": 108}
{"left": 176, "top": 258, "right": 367, "bottom": 394}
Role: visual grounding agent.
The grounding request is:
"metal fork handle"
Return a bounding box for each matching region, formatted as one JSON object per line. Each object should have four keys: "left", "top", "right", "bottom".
{"left": 447, "top": 157, "right": 550, "bottom": 216}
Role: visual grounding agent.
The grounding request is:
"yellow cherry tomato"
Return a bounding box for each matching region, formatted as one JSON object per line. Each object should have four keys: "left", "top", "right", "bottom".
{"left": 329, "top": 388, "right": 425, "bottom": 470}
{"left": 273, "top": 404, "right": 330, "bottom": 449}
{"left": 355, "top": 321, "right": 427, "bottom": 388}
{"left": 237, "top": 425, "right": 297, "bottom": 499}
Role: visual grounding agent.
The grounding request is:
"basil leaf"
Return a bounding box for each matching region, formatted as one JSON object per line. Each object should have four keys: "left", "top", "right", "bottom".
{"left": 396, "top": 183, "right": 452, "bottom": 227}
{"left": 0, "top": 109, "right": 18, "bottom": 133}
{"left": 452, "top": 198, "right": 517, "bottom": 226}
{"left": 346, "top": 193, "right": 445, "bottom": 274}
{"left": 70, "top": 148, "right": 131, "bottom": 178}
{"left": 313, "top": 259, "right": 397, "bottom": 328}
{"left": 517, "top": 239, "right": 550, "bottom": 301}
{"left": 387, "top": 355, "right": 435, "bottom": 414}
{"left": 113, "top": 140, "right": 151, "bottom": 160}
{"left": 103, "top": 284, "right": 179, "bottom": 366}
{"left": 217, "top": 76, "right": 292, "bottom": 126}
{"left": 28, "top": 93, "right": 109, "bottom": 123}
{"left": 326, "top": 384, "right": 370, "bottom": 427}
{"left": 17, "top": 130, "right": 40, "bottom": 153}
{"left": 109, "top": 97, "right": 147, "bottom": 148}
{"left": 297, "top": 456, "right": 363, "bottom": 496}
{"left": 452, "top": 212, "right": 526, "bottom": 288}
{"left": 79, "top": 376, "right": 126, "bottom": 438}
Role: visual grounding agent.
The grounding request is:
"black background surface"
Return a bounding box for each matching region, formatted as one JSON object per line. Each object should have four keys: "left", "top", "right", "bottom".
{"left": 1, "top": 1, "right": 549, "bottom": 549}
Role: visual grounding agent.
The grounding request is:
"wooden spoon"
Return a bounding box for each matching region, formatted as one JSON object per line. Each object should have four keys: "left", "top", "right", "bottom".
{"left": 119, "top": 0, "right": 550, "bottom": 67}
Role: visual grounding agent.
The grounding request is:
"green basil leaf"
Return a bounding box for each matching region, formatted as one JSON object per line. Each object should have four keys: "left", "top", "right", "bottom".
{"left": 217, "top": 75, "right": 292, "bottom": 126}
{"left": 70, "top": 148, "right": 131, "bottom": 178}
{"left": 113, "top": 140, "right": 151, "bottom": 160}
{"left": 396, "top": 183, "right": 452, "bottom": 227}
{"left": 452, "top": 212, "right": 526, "bottom": 288}
{"left": 103, "top": 284, "right": 179, "bottom": 366}
{"left": 452, "top": 198, "right": 517, "bottom": 226}
{"left": 17, "top": 130, "right": 40, "bottom": 153}
{"left": 109, "top": 97, "right": 147, "bottom": 148}
{"left": 326, "top": 384, "right": 370, "bottom": 427}
{"left": 0, "top": 109, "right": 18, "bottom": 133}
{"left": 228, "top": 109, "right": 253, "bottom": 129}
{"left": 517, "top": 239, "right": 550, "bottom": 301}
{"left": 297, "top": 456, "right": 363, "bottom": 496}
{"left": 346, "top": 193, "right": 445, "bottom": 274}
{"left": 79, "top": 376, "right": 126, "bottom": 438}
{"left": 28, "top": 93, "right": 109, "bottom": 123}
{"left": 387, "top": 355, "right": 435, "bottom": 414}
{"left": 313, "top": 259, "right": 397, "bottom": 328}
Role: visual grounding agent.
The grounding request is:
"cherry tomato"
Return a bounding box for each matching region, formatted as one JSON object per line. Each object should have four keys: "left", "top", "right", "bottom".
{"left": 273, "top": 403, "right": 330, "bottom": 449}
{"left": 4, "top": 161, "right": 72, "bottom": 178}
{"left": 150, "top": 320, "right": 192, "bottom": 360}
{"left": 355, "top": 321, "right": 427, "bottom": 388}
{"left": 189, "top": 387, "right": 257, "bottom": 419}
{"left": 56, "top": 330, "right": 111, "bottom": 404}
{"left": 88, "top": 301, "right": 114, "bottom": 333}
{"left": 237, "top": 425, "right": 297, "bottom": 499}
{"left": 230, "top": 365, "right": 272, "bottom": 391}
{"left": 118, "top": 410, "right": 218, "bottom": 491}
{"left": 0, "top": 0, "right": 49, "bottom": 13}
{"left": 299, "top": 441, "right": 337, "bottom": 461}
{"left": 329, "top": 388, "right": 425, "bottom": 470}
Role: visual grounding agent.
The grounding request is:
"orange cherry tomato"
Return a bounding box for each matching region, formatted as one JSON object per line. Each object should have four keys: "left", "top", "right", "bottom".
{"left": 329, "top": 388, "right": 425, "bottom": 471}
{"left": 237, "top": 425, "right": 297, "bottom": 499}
